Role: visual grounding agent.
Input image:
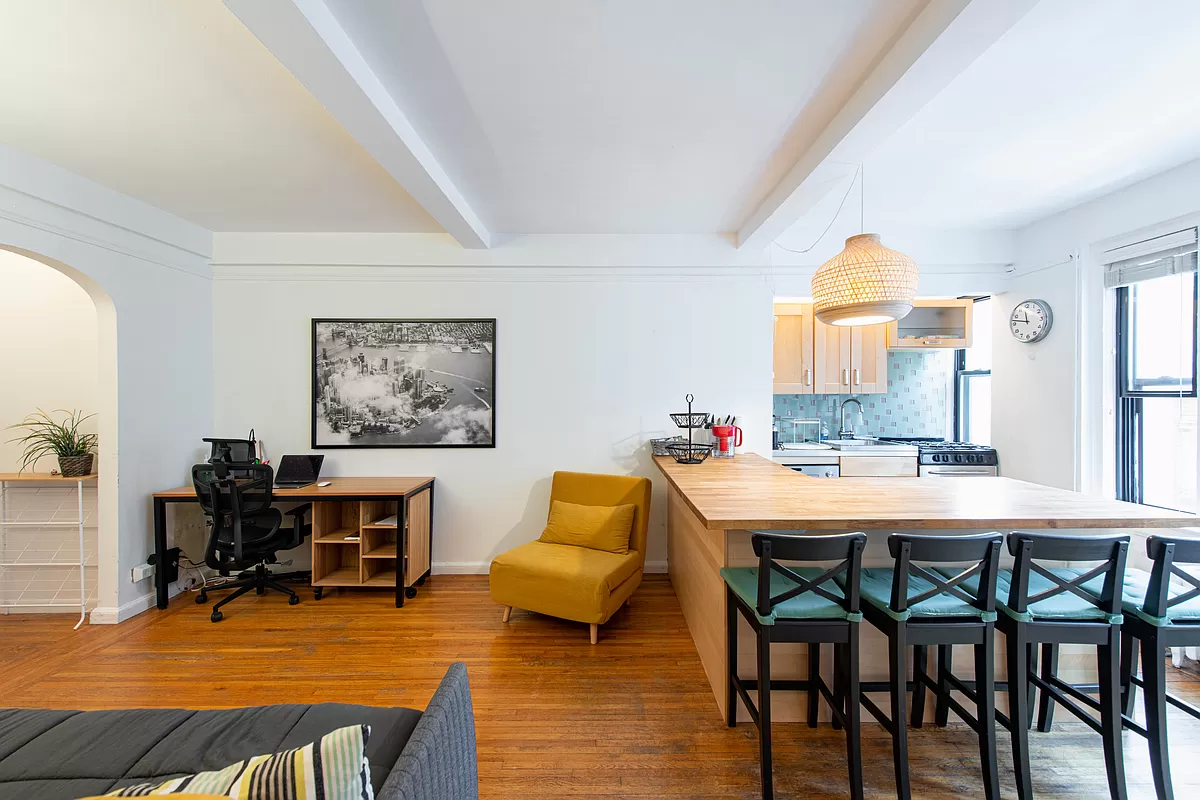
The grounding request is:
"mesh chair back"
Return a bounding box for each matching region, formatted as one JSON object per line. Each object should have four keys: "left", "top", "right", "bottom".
{"left": 886, "top": 532, "right": 1004, "bottom": 616}
{"left": 1005, "top": 532, "right": 1129, "bottom": 618}
{"left": 750, "top": 531, "right": 867, "bottom": 617}
{"left": 1143, "top": 535, "right": 1200, "bottom": 619}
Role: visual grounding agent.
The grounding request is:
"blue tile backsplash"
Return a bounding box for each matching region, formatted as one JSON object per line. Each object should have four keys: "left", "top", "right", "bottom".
{"left": 774, "top": 351, "right": 953, "bottom": 439}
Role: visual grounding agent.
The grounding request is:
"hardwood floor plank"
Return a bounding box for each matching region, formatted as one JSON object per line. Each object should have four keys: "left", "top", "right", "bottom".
{"left": 2, "top": 574, "right": 1199, "bottom": 799}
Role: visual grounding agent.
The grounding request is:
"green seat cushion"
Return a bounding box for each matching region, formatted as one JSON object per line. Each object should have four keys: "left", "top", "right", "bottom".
{"left": 843, "top": 567, "right": 996, "bottom": 623}
{"left": 721, "top": 566, "right": 860, "bottom": 625}
{"left": 935, "top": 567, "right": 1123, "bottom": 624}
{"left": 1074, "top": 567, "right": 1200, "bottom": 628}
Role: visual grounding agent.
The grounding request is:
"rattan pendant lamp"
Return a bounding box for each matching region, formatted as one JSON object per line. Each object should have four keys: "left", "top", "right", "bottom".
{"left": 811, "top": 167, "right": 918, "bottom": 326}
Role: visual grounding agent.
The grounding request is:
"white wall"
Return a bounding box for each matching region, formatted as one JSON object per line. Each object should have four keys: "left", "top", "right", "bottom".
{"left": 211, "top": 234, "right": 774, "bottom": 571}
{"left": 0, "top": 250, "right": 98, "bottom": 470}
{"left": 0, "top": 145, "right": 214, "bottom": 621}
{"left": 994, "top": 157, "right": 1200, "bottom": 492}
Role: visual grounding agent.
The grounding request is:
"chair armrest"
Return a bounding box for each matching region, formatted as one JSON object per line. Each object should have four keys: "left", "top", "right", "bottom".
{"left": 378, "top": 662, "right": 479, "bottom": 800}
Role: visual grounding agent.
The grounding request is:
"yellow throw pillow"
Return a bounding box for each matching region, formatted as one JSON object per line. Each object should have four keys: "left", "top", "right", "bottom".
{"left": 539, "top": 500, "right": 635, "bottom": 554}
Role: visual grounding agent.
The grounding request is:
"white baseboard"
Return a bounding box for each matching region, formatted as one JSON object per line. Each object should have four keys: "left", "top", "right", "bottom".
{"left": 433, "top": 560, "right": 668, "bottom": 575}
{"left": 89, "top": 582, "right": 181, "bottom": 624}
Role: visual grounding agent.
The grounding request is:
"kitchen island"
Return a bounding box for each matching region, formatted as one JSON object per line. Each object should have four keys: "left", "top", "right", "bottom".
{"left": 653, "top": 453, "right": 1197, "bottom": 722}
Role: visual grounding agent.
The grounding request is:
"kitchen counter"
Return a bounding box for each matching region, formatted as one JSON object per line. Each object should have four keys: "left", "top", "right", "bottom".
{"left": 652, "top": 453, "right": 1196, "bottom": 722}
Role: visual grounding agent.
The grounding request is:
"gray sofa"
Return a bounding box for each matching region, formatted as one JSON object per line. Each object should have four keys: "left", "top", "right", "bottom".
{"left": 0, "top": 662, "right": 477, "bottom": 800}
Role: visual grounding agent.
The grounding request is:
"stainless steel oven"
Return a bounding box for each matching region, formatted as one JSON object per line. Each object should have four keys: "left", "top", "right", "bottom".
{"left": 918, "top": 464, "right": 998, "bottom": 477}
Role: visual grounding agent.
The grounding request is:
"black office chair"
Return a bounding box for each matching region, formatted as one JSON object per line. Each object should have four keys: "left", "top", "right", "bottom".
{"left": 191, "top": 462, "right": 312, "bottom": 622}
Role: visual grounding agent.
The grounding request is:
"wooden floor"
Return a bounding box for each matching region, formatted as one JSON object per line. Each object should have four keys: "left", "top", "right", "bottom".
{"left": 3, "top": 574, "right": 1200, "bottom": 799}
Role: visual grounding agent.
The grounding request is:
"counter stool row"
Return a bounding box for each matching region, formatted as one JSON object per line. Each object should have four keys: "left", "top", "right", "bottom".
{"left": 722, "top": 529, "right": 1200, "bottom": 800}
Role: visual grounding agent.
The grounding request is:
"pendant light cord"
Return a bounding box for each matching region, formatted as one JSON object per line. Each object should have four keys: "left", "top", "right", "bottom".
{"left": 770, "top": 164, "right": 862, "bottom": 255}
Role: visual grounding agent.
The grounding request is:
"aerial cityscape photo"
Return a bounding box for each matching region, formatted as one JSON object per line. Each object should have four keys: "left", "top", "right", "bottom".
{"left": 312, "top": 319, "right": 495, "bottom": 447}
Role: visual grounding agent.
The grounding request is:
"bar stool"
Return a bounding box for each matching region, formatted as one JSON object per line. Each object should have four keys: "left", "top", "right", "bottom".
{"left": 722, "top": 531, "right": 867, "bottom": 800}
{"left": 1112, "top": 535, "right": 1200, "bottom": 800}
{"left": 848, "top": 532, "right": 1004, "bottom": 800}
{"left": 986, "top": 532, "right": 1130, "bottom": 800}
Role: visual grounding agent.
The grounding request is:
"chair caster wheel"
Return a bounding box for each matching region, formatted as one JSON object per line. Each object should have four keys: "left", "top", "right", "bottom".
{"left": 314, "top": 588, "right": 324, "bottom": 600}
{"left": 416, "top": 575, "right": 427, "bottom": 587}
{"left": 288, "top": 595, "right": 300, "bottom": 605}
{"left": 405, "top": 586, "right": 418, "bottom": 599}
{"left": 210, "top": 610, "right": 223, "bottom": 622}
{"left": 195, "top": 593, "right": 207, "bottom": 604}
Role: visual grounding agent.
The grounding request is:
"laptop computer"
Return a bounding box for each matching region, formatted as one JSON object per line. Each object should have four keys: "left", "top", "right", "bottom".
{"left": 274, "top": 455, "right": 325, "bottom": 489}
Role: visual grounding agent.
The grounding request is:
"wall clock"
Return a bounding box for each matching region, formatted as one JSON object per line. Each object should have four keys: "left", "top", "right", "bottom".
{"left": 1009, "top": 299, "right": 1053, "bottom": 343}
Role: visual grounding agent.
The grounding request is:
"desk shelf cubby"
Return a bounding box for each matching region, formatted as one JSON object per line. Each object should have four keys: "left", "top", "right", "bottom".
{"left": 310, "top": 491, "right": 431, "bottom": 594}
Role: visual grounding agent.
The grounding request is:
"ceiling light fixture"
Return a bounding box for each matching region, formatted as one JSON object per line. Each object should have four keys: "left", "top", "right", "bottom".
{"left": 811, "top": 167, "right": 918, "bottom": 326}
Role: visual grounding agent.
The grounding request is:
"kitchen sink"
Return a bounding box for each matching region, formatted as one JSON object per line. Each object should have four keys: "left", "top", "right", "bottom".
{"left": 825, "top": 438, "right": 918, "bottom": 454}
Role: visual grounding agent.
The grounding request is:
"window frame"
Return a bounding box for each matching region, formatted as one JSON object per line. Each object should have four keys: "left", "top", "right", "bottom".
{"left": 953, "top": 297, "right": 992, "bottom": 444}
{"left": 1114, "top": 272, "right": 1199, "bottom": 506}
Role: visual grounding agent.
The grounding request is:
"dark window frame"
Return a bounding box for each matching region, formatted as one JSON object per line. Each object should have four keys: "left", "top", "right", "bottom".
{"left": 1114, "top": 272, "right": 1199, "bottom": 506}
{"left": 953, "top": 297, "right": 992, "bottom": 443}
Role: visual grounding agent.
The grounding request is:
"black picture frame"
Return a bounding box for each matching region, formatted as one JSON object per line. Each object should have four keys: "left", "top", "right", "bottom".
{"left": 311, "top": 318, "right": 496, "bottom": 449}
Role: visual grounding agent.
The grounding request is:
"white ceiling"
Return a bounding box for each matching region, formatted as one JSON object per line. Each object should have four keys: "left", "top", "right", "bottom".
{"left": 854, "top": 0, "right": 1200, "bottom": 232}
{"left": 0, "top": 0, "right": 440, "bottom": 232}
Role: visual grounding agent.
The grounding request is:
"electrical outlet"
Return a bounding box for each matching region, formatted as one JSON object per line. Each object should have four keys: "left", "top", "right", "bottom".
{"left": 131, "top": 562, "right": 155, "bottom": 582}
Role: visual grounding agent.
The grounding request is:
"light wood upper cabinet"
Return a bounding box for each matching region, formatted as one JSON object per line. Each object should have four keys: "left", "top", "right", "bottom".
{"left": 851, "top": 323, "right": 888, "bottom": 393}
{"left": 813, "top": 319, "right": 888, "bottom": 394}
{"left": 887, "top": 299, "right": 974, "bottom": 349}
{"left": 772, "top": 303, "right": 815, "bottom": 394}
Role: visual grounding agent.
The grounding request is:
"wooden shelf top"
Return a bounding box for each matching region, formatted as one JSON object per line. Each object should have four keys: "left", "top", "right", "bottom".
{"left": 314, "top": 528, "right": 361, "bottom": 544}
{"left": 312, "top": 567, "right": 361, "bottom": 587}
{"left": 0, "top": 473, "right": 97, "bottom": 483}
{"left": 154, "top": 476, "right": 433, "bottom": 499}
{"left": 652, "top": 453, "right": 1199, "bottom": 531}
{"left": 362, "top": 543, "right": 398, "bottom": 559}
{"left": 362, "top": 569, "right": 397, "bottom": 587}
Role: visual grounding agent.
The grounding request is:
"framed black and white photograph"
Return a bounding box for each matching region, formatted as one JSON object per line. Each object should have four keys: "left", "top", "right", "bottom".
{"left": 312, "top": 318, "right": 496, "bottom": 448}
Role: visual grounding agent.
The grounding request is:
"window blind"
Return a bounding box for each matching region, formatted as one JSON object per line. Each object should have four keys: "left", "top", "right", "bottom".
{"left": 1103, "top": 228, "right": 1198, "bottom": 289}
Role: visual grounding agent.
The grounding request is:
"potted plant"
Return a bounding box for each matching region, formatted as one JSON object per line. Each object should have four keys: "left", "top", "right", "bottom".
{"left": 6, "top": 409, "right": 98, "bottom": 477}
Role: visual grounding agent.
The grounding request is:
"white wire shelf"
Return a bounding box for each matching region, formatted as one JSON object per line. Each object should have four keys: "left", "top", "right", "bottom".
{"left": 0, "top": 561, "right": 96, "bottom": 567}
{"left": 0, "top": 520, "right": 93, "bottom": 527}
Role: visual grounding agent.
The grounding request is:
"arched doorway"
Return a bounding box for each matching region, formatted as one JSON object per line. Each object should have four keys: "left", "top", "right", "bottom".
{"left": 0, "top": 245, "right": 119, "bottom": 622}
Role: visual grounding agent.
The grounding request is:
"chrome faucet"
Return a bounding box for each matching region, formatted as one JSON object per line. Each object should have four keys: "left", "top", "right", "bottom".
{"left": 838, "top": 398, "right": 863, "bottom": 439}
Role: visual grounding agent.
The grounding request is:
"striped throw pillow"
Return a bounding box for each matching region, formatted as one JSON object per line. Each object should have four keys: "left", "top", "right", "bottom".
{"left": 105, "top": 723, "right": 373, "bottom": 799}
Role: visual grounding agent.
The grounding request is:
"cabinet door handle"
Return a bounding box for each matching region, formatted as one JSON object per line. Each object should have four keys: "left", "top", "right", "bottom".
{"left": 804, "top": 368, "right": 812, "bottom": 386}
{"left": 853, "top": 368, "right": 860, "bottom": 385}
{"left": 842, "top": 369, "right": 849, "bottom": 386}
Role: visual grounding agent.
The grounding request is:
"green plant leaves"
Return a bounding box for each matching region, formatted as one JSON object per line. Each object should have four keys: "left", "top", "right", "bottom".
{"left": 5, "top": 408, "right": 97, "bottom": 473}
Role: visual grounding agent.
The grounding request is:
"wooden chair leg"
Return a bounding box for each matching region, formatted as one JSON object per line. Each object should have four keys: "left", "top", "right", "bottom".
{"left": 1120, "top": 628, "right": 1139, "bottom": 718}
{"left": 726, "top": 587, "right": 738, "bottom": 728}
{"left": 1036, "top": 643, "right": 1059, "bottom": 732}
{"left": 590, "top": 623, "right": 599, "bottom": 644}
{"left": 1007, "top": 628, "right": 1034, "bottom": 800}
{"left": 889, "top": 628, "right": 912, "bottom": 800}
{"left": 501, "top": 605, "right": 512, "bottom": 623}
{"left": 758, "top": 626, "right": 774, "bottom": 800}
{"left": 1099, "top": 627, "right": 1129, "bottom": 800}
{"left": 832, "top": 642, "right": 844, "bottom": 732}
{"left": 976, "top": 629, "right": 1001, "bottom": 800}
{"left": 911, "top": 644, "right": 928, "bottom": 728}
{"left": 808, "top": 642, "right": 821, "bottom": 728}
{"left": 935, "top": 644, "right": 953, "bottom": 726}
{"left": 1141, "top": 631, "right": 1174, "bottom": 800}
{"left": 846, "top": 625, "right": 864, "bottom": 800}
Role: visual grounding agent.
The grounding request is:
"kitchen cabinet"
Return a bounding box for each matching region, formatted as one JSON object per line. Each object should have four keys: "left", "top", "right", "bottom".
{"left": 887, "top": 298, "right": 974, "bottom": 349}
{"left": 838, "top": 456, "right": 918, "bottom": 477}
{"left": 813, "top": 320, "right": 889, "bottom": 394}
{"left": 772, "top": 303, "right": 815, "bottom": 394}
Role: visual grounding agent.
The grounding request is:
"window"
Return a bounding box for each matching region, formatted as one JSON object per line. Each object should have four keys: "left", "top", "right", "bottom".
{"left": 1113, "top": 234, "right": 1199, "bottom": 512}
{"left": 955, "top": 297, "right": 992, "bottom": 444}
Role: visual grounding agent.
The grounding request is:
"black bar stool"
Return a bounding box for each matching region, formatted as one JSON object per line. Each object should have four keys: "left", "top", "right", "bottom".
{"left": 723, "top": 531, "right": 867, "bottom": 800}
{"left": 988, "top": 532, "right": 1130, "bottom": 800}
{"left": 1114, "top": 535, "right": 1200, "bottom": 800}
{"left": 848, "top": 532, "right": 1004, "bottom": 800}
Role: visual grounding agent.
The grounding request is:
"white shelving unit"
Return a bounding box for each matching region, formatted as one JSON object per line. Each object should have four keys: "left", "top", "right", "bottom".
{"left": 0, "top": 472, "right": 96, "bottom": 629}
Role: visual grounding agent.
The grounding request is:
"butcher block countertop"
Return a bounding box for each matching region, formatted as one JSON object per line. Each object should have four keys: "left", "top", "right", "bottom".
{"left": 651, "top": 453, "right": 1197, "bottom": 532}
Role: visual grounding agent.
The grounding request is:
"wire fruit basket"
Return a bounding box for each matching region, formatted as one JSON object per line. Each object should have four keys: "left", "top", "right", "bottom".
{"left": 650, "top": 436, "right": 686, "bottom": 457}
{"left": 666, "top": 394, "right": 712, "bottom": 464}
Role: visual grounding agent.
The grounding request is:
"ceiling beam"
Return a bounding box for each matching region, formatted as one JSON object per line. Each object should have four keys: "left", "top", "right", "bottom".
{"left": 225, "top": 0, "right": 491, "bottom": 248}
{"left": 737, "top": 0, "right": 1038, "bottom": 250}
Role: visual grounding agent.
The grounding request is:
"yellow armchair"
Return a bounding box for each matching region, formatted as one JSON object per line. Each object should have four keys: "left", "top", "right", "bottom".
{"left": 489, "top": 471, "right": 652, "bottom": 643}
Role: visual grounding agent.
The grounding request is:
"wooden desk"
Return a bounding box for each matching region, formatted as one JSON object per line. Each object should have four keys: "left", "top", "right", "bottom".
{"left": 653, "top": 454, "right": 1197, "bottom": 722}
{"left": 152, "top": 477, "right": 434, "bottom": 611}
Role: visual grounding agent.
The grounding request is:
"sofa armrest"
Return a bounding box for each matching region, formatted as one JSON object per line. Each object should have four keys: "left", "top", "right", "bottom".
{"left": 378, "top": 662, "right": 479, "bottom": 800}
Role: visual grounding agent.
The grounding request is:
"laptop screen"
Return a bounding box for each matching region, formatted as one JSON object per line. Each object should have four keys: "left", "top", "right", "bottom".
{"left": 276, "top": 455, "right": 324, "bottom": 484}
